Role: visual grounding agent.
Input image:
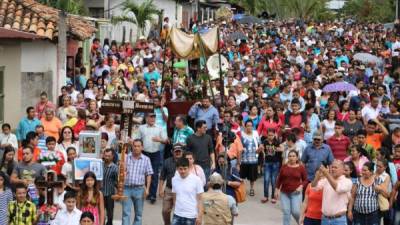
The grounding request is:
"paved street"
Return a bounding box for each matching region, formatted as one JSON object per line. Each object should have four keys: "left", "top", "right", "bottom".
{"left": 112, "top": 179, "right": 285, "bottom": 225}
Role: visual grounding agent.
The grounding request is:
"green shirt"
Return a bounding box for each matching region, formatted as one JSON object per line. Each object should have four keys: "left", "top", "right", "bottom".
{"left": 8, "top": 200, "right": 37, "bottom": 225}
{"left": 172, "top": 126, "right": 194, "bottom": 145}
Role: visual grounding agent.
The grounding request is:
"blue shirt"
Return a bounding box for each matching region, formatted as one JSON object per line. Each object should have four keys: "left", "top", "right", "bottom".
{"left": 144, "top": 71, "right": 160, "bottom": 87}
{"left": 188, "top": 105, "right": 219, "bottom": 130}
{"left": 154, "top": 107, "right": 168, "bottom": 131}
{"left": 301, "top": 143, "right": 334, "bottom": 181}
{"left": 16, "top": 117, "right": 41, "bottom": 141}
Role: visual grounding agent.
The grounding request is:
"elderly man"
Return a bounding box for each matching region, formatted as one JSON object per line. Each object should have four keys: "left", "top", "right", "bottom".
{"left": 138, "top": 113, "right": 168, "bottom": 204}
{"left": 311, "top": 160, "right": 353, "bottom": 225}
{"left": 301, "top": 131, "right": 334, "bottom": 182}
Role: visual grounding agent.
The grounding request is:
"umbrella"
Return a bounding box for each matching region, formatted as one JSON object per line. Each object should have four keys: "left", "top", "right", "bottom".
{"left": 322, "top": 81, "right": 358, "bottom": 92}
{"left": 228, "top": 31, "right": 247, "bottom": 41}
{"left": 353, "top": 52, "right": 383, "bottom": 65}
{"left": 233, "top": 14, "right": 245, "bottom": 20}
{"left": 173, "top": 61, "right": 187, "bottom": 69}
{"left": 237, "top": 15, "right": 262, "bottom": 24}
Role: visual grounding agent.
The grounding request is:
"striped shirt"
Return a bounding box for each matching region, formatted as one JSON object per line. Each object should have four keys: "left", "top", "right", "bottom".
{"left": 125, "top": 153, "right": 153, "bottom": 186}
{"left": 102, "top": 162, "right": 118, "bottom": 196}
{"left": 354, "top": 177, "right": 383, "bottom": 214}
{"left": 0, "top": 189, "right": 13, "bottom": 225}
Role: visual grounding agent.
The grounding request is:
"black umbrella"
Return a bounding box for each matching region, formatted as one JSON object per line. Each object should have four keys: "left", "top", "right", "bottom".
{"left": 228, "top": 31, "right": 248, "bottom": 41}
{"left": 237, "top": 15, "right": 262, "bottom": 24}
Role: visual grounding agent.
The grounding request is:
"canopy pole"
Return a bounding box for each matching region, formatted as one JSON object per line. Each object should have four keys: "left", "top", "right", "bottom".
{"left": 217, "top": 26, "right": 224, "bottom": 106}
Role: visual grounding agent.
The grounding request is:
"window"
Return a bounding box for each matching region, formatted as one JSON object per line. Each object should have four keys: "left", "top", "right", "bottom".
{"left": 88, "top": 7, "right": 105, "bottom": 18}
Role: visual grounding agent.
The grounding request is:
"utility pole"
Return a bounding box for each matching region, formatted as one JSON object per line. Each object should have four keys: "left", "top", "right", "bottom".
{"left": 397, "top": 0, "right": 400, "bottom": 20}
{"left": 57, "top": 10, "right": 67, "bottom": 98}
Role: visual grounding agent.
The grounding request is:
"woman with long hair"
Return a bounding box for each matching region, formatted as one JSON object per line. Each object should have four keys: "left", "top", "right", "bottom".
{"left": 344, "top": 161, "right": 358, "bottom": 184}
{"left": 344, "top": 145, "right": 370, "bottom": 176}
{"left": 77, "top": 172, "right": 105, "bottom": 225}
{"left": 0, "top": 171, "right": 12, "bottom": 225}
{"left": 0, "top": 146, "right": 16, "bottom": 177}
{"left": 275, "top": 150, "right": 307, "bottom": 225}
{"left": 83, "top": 79, "right": 96, "bottom": 100}
{"left": 321, "top": 109, "right": 336, "bottom": 141}
{"left": 257, "top": 106, "right": 282, "bottom": 138}
{"left": 337, "top": 100, "right": 350, "bottom": 122}
{"left": 304, "top": 89, "right": 317, "bottom": 107}
{"left": 240, "top": 120, "right": 263, "bottom": 196}
{"left": 56, "top": 126, "right": 78, "bottom": 160}
{"left": 243, "top": 105, "right": 261, "bottom": 130}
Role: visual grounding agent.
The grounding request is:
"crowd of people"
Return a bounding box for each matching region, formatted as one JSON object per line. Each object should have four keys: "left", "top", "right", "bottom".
{"left": 2, "top": 15, "right": 400, "bottom": 225}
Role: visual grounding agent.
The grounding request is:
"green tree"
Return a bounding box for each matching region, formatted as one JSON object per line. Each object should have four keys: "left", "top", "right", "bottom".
{"left": 342, "top": 0, "right": 395, "bottom": 22}
{"left": 111, "top": 0, "right": 160, "bottom": 39}
{"left": 37, "top": 0, "right": 87, "bottom": 15}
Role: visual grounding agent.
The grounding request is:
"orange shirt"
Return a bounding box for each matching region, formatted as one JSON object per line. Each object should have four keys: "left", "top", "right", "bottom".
{"left": 305, "top": 184, "right": 323, "bottom": 219}
{"left": 17, "top": 146, "right": 41, "bottom": 162}
{"left": 41, "top": 117, "right": 62, "bottom": 140}
{"left": 366, "top": 133, "right": 384, "bottom": 150}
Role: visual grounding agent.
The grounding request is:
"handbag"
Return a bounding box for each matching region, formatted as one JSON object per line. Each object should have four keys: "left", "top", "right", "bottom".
{"left": 234, "top": 181, "right": 247, "bottom": 203}
{"left": 374, "top": 177, "right": 389, "bottom": 211}
{"left": 378, "top": 194, "right": 389, "bottom": 211}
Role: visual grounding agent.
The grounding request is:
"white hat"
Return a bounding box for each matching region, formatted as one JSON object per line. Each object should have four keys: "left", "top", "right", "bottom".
{"left": 139, "top": 36, "right": 146, "bottom": 40}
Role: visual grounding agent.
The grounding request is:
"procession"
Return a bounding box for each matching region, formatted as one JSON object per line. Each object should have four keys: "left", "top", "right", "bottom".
{"left": 1, "top": 0, "right": 400, "bottom": 225}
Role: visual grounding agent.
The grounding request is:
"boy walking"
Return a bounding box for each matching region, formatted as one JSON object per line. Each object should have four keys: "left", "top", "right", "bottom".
{"left": 172, "top": 157, "right": 204, "bottom": 225}
{"left": 53, "top": 191, "right": 82, "bottom": 225}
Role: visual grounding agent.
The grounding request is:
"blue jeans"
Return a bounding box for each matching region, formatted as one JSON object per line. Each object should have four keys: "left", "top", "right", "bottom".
{"left": 172, "top": 214, "right": 196, "bottom": 225}
{"left": 321, "top": 215, "right": 347, "bottom": 225}
{"left": 353, "top": 211, "right": 380, "bottom": 225}
{"left": 280, "top": 191, "right": 302, "bottom": 225}
{"left": 122, "top": 186, "right": 145, "bottom": 225}
{"left": 203, "top": 166, "right": 211, "bottom": 183}
{"left": 144, "top": 151, "right": 161, "bottom": 200}
{"left": 304, "top": 217, "right": 321, "bottom": 225}
{"left": 264, "top": 162, "right": 280, "bottom": 198}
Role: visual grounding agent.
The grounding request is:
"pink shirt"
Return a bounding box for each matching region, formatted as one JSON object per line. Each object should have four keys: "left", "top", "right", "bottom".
{"left": 315, "top": 175, "right": 352, "bottom": 216}
{"left": 344, "top": 156, "right": 369, "bottom": 175}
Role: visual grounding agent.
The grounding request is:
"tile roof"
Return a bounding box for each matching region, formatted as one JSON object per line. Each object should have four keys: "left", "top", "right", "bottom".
{"left": 0, "top": 27, "right": 45, "bottom": 39}
{"left": 0, "top": 0, "right": 96, "bottom": 41}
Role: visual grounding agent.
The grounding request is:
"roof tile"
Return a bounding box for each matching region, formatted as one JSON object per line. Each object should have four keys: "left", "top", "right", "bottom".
{"left": 0, "top": 0, "right": 96, "bottom": 40}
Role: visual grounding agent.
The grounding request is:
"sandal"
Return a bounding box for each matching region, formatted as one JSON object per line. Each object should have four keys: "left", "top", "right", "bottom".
{"left": 250, "top": 189, "right": 255, "bottom": 196}
{"left": 271, "top": 198, "right": 277, "bottom": 204}
{"left": 260, "top": 197, "right": 268, "bottom": 203}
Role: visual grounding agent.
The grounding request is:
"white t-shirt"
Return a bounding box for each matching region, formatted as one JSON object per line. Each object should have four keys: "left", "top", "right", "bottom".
{"left": 361, "top": 105, "right": 381, "bottom": 122}
{"left": 322, "top": 120, "right": 335, "bottom": 140}
{"left": 172, "top": 173, "right": 204, "bottom": 219}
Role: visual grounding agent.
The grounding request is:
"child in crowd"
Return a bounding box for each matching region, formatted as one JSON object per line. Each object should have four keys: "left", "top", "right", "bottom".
{"left": 53, "top": 191, "right": 82, "bottom": 225}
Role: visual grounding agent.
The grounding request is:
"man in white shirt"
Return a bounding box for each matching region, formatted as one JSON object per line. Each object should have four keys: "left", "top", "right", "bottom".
{"left": 172, "top": 157, "right": 204, "bottom": 225}
{"left": 53, "top": 191, "right": 82, "bottom": 225}
{"left": 0, "top": 123, "right": 18, "bottom": 150}
{"left": 361, "top": 93, "right": 381, "bottom": 124}
{"left": 234, "top": 84, "right": 248, "bottom": 105}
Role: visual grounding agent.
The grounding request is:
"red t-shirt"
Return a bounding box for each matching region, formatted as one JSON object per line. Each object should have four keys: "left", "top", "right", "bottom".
{"left": 327, "top": 135, "right": 351, "bottom": 161}
{"left": 276, "top": 164, "right": 308, "bottom": 193}
{"left": 305, "top": 184, "right": 323, "bottom": 219}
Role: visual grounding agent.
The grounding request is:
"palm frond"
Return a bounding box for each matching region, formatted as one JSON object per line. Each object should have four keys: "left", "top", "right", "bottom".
{"left": 111, "top": 15, "right": 137, "bottom": 25}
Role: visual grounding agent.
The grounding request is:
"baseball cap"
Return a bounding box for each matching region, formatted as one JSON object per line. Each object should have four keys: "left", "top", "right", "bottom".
{"left": 173, "top": 143, "right": 184, "bottom": 152}
{"left": 313, "top": 131, "right": 323, "bottom": 140}
{"left": 209, "top": 172, "right": 224, "bottom": 185}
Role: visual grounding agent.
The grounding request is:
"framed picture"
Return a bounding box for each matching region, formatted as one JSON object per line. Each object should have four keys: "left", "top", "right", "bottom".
{"left": 73, "top": 158, "right": 104, "bottom": 181}
{"left": 79, "top": 131, "right": 101, "bottom": 158}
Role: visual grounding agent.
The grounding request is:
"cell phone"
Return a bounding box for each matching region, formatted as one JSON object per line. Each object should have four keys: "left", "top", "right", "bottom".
{"left": 321, "top": 161, "right": 328, "bottom": 167}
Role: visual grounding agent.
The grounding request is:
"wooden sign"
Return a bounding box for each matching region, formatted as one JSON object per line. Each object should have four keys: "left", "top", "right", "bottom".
{"left": 134, "top": 101, "right": 155, "bottom": 113}
{"left": 100, "top": 99, "right": 122, "bottom": 114}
